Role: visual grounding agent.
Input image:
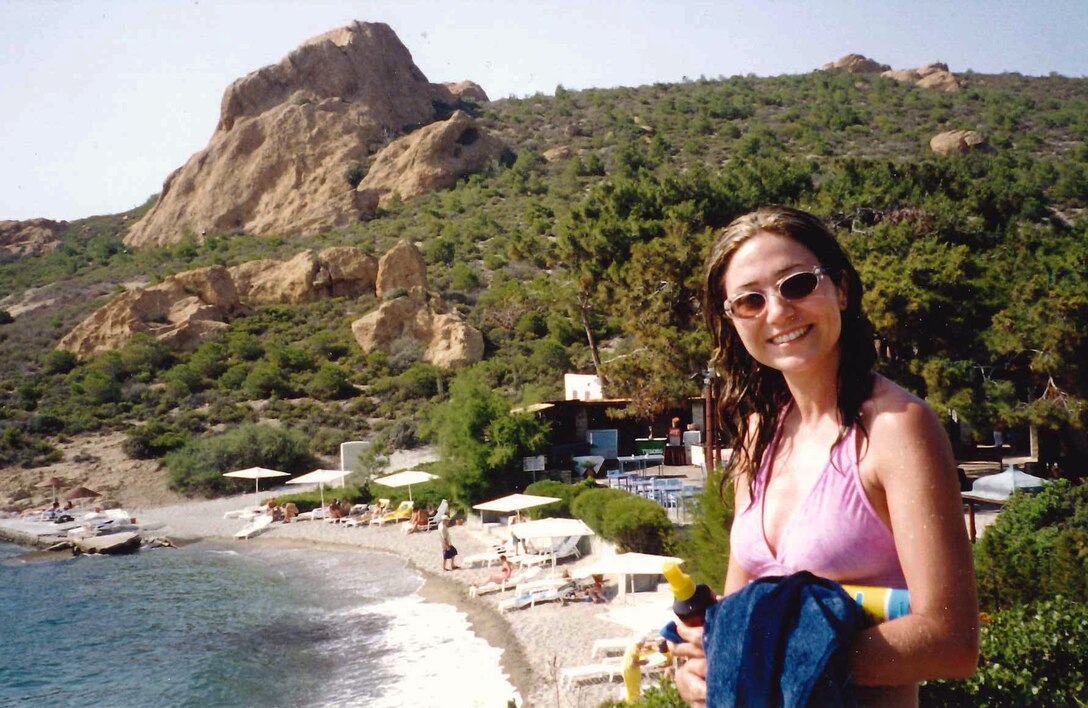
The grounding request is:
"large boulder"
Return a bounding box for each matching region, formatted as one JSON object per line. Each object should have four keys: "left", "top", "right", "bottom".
{"left": 350, "top": 295, "right": 483, "bottom": 369}
{"left": 356, "top": 110, "right": 506, "bottom": 209}
{"left": 0, "top": 218, "right": 67, "bottom": 262}
{"left": 57, "top": 266, "right": 241, "bottom": 358}
{"left": 229, "top": 247, "right": 377, "bottom": 304}
{"left": 882, "top": 61, "right": 961, "bottom": 92}
{"left": 821, "top": 54, "right": 891, "bottom": 74}
{"left": 442, "top": 80, "right": 490, "bottom": 103}
{"left": 375, "top": 240, "right": 427, "bottom": 297}
{"left": 124, "top": 22, "right": 454, "bottom": 248}
{"left": 930, "top": 130, "right": 987, "bottom": 156}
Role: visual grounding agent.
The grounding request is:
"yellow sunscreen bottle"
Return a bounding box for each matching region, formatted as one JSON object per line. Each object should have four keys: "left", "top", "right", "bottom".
{"left": 840, "top": 584, "right": 910, "bottom": 624}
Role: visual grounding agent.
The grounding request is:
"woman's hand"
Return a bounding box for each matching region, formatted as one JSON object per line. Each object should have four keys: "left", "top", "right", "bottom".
{"left": 670, "top": 621, "right": 707, "bottom": 706}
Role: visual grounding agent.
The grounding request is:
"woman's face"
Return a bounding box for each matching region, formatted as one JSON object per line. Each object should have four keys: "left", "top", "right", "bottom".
{"left": 721, "top": 231, "right": 846, "bottom": 377}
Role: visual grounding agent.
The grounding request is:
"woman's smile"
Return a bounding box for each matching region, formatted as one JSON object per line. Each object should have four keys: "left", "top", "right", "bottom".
{"left": 769, "top": 324, "right": 812, "bottom": 345}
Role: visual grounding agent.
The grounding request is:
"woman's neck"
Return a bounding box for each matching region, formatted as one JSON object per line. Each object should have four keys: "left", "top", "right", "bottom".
{"left": 782, "top": 361, "right": 841, "bottom": 427}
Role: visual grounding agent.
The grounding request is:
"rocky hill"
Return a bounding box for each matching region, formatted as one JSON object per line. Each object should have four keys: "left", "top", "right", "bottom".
{"left": 124, "top": 21, "right": 504, "bottom": 247}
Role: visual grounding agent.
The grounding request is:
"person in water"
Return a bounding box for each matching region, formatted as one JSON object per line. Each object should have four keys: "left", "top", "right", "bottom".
{"left": 672, "top": 206, "right": 978, "bottom": 706}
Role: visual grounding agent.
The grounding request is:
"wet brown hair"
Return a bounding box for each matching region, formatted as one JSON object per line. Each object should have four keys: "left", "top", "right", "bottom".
{"left": 703, "top": 206, "right": 876, "bottom": 491}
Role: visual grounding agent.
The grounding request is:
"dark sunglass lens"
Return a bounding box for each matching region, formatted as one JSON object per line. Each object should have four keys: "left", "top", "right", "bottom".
{"left": 732, "top": 293, "right": 766, "bottom": 317}
{"left": 780, "top": 272, "right": 819, "bottom": 300}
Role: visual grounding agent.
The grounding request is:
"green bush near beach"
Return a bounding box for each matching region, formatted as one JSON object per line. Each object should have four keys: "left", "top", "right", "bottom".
{"left": 165, "top": 423, "right": 319, "bottom": 497}
{"left": 973, "top": 480, "right": 1088, "bottom": 611}
{"left": 523, "top": 478, "right": 596, "bottom": 518}
{"left": 572, "top": 486, "right": 675, "bottom": 554}
{"left": 921, "top": 597, "right": 1088, "bottom": 706}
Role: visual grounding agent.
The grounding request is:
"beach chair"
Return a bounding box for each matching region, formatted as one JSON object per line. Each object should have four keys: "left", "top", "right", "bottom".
{"left": 469, "top": 566, "right": 541, "bottom": 597}
{"left": 426, "top": 499, "right": 449, "bottom": 531}
{"left": 559, "top": 661, "right": 624, "bottom": 689}
{"left": 234, "top": 514, "right": 273, "bottom": 540}
{"left": 497, "top": 580, "right": 576, "bottom": 612}
{"left": 462, "top": 544, "right": 509, "bottom": 568}
{"left": 370, "top": 500, "right": 413, "bottom": 526}
{"left": 511, "top": 535, "right": 582, "bottom": 568}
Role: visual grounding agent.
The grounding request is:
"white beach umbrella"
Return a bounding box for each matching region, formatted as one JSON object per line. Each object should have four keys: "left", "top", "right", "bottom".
{"left": 473, "top": 493, "right": 561, "bottom": 513}
{"left": 372, "top": 470, "right": 438, "bottom": 502}
{"left": 507, "top": 517, "right": 595, "bottom": 540}
{"left": 223, "top": 467, "right": 290, "bottom": 507}
{"left": 574, "top": 552, "right": 684, "bottom": 599}
{"left": 599, "top": 598, "right": 676, "bottom": 633}
{"left": 286, "top": 468, "right": 348, "bottom": 508}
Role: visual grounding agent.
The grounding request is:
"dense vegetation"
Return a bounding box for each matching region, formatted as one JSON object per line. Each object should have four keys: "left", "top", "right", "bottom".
{"left": 1, "top": 69, "right": 1086, "bottom": 483}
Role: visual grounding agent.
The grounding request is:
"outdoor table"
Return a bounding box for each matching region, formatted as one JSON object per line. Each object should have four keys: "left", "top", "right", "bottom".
{"left": 617, "top": 453, "right": 665, "bottom": 477}
{"left": 961, "top": 492, "right": 1006, "bottom": 542}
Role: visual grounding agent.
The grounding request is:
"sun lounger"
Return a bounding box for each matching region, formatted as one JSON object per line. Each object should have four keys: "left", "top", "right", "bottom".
{"left": 511, "top": 535, "right": 582, "bottom": 568}
{"left": 370, "top": 500, "right": 413, "bottom": 526}
{"left": 470, "top": 566, "right": 541, "bottom": 597}
{"left": 497, "top": 581, "right": 576, "bottom": 612}
{"left": 591, "top": 637, "right": 635, "bottom": 659}
{"left": 234, "top": 514, "right": 273, "bottom": 539}
{"left": 559, "top": 661, "right": 623, "bottom": 689}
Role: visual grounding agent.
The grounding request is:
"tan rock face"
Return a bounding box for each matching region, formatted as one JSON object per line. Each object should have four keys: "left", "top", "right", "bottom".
{"left": 882, "top": 61, "right": 961, "bottom": 92}
{"left": 124, "top": 22, "right": 448, "bottom": 248}
{"left": 822, "top": 54, "right": 891, "bottom": 73}
{"left": 0, "top": 218, "right": 68, "bottom": 262}
{"left": 350, "top": 294, "right": 483, "bottom": 369}
{"left": 57, "top": 266, "right": 241, "bottom": 358}
{"left": 376, "top": 240, "right": 428, "bottom": 296}
{"left": 228, "top": 247, "right": 377, "bottom": 304}
{"left": 58, "top": 241, "right": 482, "bottom": 369}
{"left": 442, "top": 80, "right": 490, "bottom": 103}
{"left": 930, "top": 130, "right": 987, "bottom": 156}
{"left": 357, "top": 110, "right": 507, "bottom": 209}
{"left": 543, "top": 145, "right": 573, "bottom": 162}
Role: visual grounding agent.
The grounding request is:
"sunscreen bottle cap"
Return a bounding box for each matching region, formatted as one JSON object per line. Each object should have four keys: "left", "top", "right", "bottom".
{"left": 663, "top": 562, "right": 695, "bottom": 602}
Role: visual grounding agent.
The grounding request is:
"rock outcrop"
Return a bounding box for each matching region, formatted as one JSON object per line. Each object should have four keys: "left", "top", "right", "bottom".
{"left": 229, "top": 247, "right": 377, "bottom": 304}
{"left": 442, "top": 80, "right": 490, "bottom": 103}
{"left": 356, "top": 111, "right": 506, "bottom": 209}
{"left": 930, "top": 130, "right": 987, "bottom": 156}
{"left": 59, "top": 242, "right": 483, "bottom": 369}
{"left": 124, "top": 22, "right": 479, "bottom": 248}
{"left": 351, "top": 241, "right": 483, "bottom": 368}
{"left": 883, "top": 62, "right": 961, "bottom": 92}
{"left": 351, "top": 293, "right": 484, "bottom": 369}
{"left": 0, "top": 218, "right": 67, "bottom": 262}
{"left": 821, "top": 54, "right": 891, "bottom": 74}
{"left": 57, "top": 266, "right": 241, "bottom": 358}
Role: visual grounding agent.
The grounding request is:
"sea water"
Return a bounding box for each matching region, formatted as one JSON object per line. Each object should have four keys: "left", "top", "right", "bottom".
{"left": 0, "top": 540, "right": 517, "bottom": 707}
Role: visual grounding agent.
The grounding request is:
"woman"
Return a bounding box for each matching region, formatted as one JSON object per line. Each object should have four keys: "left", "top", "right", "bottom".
{"left": 673, "top": 207, "right": 978, "bottom": 706}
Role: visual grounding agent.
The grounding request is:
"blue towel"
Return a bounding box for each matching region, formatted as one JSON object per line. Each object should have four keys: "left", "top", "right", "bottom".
{"left": 703, "top": 571, "right": 864, "bottom": 707}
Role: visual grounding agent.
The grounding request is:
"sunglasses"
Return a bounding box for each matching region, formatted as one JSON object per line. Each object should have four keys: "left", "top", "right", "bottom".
{"left": 723, "top": 266, "right": 829, "bottom": 319}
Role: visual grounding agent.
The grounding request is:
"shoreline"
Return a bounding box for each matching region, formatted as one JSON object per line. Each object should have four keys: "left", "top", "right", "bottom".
{"left": 4, "top": 493, "right": 653, "bottom": 707}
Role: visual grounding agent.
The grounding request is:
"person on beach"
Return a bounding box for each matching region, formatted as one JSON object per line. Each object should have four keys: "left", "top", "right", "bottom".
{"left": 473, "top": 555, "right": 512, "bottom": 588}
{"left": 438, "top": 514, "right": 459, "bottom": 571}
{"left": 406, "top": 506, "right": 429, "bottom": 533}
{"left": 673, "top": 207, "right": 978, "bottom": 706}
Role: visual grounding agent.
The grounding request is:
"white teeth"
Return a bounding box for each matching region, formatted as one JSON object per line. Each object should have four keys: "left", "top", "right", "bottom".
{"left": 771, "top": 326, "right": 810, "bottom": 344}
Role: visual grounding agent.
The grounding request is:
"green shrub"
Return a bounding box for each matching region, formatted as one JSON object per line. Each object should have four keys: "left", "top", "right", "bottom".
{"left": 41, "top": 349, "right": 78, "bottom": 375}
{"left": 974, "top": 480, "right": 1088, "bottom": 611}
{"left": 600, "top": 679, "right": 686, "bottom": 707}
{"left": 309, "top": 364, "right": 356, "bottom": 400}
{"left": 678, "top": 466, "right": 734, "bottom": 589}
{"left": 600, "top": 494, "right": 676, "bottom": 554}
{"left": 165, "top": 423, "right": 318, "bottom": 497}
{"left": 272, "top": 484, "right": 370, "bottom": 512}
{"left": 243, "top": 362, "right": 292, "bottom": 398}
{"left": 523, "top": 478, "right": 596, "bottom": 518}
{"left": 571, "top": 486, "right": 630, "bottom": 531}
{"left": 921, "top": 598, "right": 1088, "bottom": 707}
{"left": 124, "top": 421, "right": 188, "bottom": 459}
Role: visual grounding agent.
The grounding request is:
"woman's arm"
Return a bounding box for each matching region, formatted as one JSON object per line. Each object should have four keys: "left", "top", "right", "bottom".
{"left": 849, "top": 392, "right": 979, "bottom": 685}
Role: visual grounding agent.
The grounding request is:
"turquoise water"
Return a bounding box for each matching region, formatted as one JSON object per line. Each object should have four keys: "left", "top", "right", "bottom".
{"left": 0, "top": 540, "right": 516, "bottom": 707}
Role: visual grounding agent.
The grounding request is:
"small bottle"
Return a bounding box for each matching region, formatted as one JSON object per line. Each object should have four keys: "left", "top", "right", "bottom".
{"left": 663, "top": 561, "right": 715, "bottom": 627}
{"left": 841, "top": 584, "right": 910, "bottom": 624}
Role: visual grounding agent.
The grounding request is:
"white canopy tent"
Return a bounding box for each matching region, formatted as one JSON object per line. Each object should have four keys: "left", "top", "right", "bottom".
{"left": 372, "top": 470, "right": 438, "bottom": 502}
{"left": 223, "top": 467, "right": 290, "bottom": 508}
{"left": 285, "top": 468, "right": 348, "bottom": 508}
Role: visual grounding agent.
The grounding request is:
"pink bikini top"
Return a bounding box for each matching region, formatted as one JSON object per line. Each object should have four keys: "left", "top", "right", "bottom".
{"left": 730, "top": 422, "right": 906, "bottom": 588}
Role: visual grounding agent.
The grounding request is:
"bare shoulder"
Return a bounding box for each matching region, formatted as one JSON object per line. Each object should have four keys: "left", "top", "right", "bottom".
{"left": 861, "top": 375, "right": 953, "bottom": 471}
